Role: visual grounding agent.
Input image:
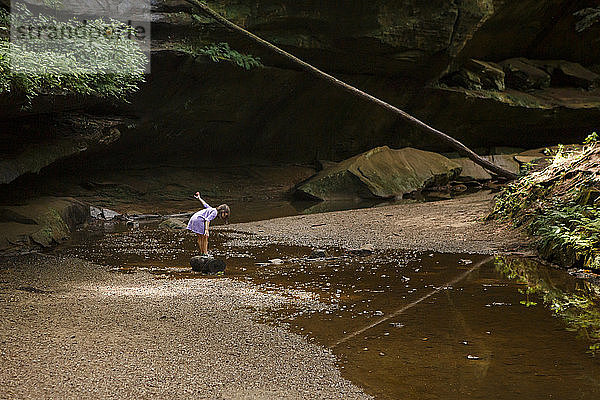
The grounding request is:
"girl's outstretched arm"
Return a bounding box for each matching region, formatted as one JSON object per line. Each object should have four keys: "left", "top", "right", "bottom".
{"left": 194, "top": 192, "right": 210, "bottom": 208}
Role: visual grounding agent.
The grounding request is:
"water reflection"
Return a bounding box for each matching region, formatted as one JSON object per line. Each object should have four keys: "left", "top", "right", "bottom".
{"left": 495, "top": 256, "right": 600, "bottom": 354}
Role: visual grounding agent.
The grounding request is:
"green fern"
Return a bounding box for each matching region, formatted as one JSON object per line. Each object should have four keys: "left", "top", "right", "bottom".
{"left": 574, "top": 7, "right": 600, "bottom": 33}
{"left": 492, "top": 134, "right": 600, "bottom": 270}
{"left": 178, "top": 41, "right": 262, "bottom": 70}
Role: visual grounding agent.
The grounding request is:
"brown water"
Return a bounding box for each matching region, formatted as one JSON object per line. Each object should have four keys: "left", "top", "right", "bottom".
{"left": 53, "top": 222, "right": 600, "bottom": 399}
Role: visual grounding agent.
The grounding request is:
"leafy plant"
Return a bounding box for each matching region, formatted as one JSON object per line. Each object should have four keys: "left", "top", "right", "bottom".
{"left": 584, "top": 131, "right": 599, "bottom": 145}
{"left": 574, "top": 7, "right": 600, "bottom": 33}
{"left": 492, "top": 133, "right": 600, "bottom": 270}
{"left": 0, "top": 4, "right": 146, "bottom": 107}
{"left": 518, "top": 287, "right": 538, "bottom": 307}
{"left": 178, "top": 41, "right": 262, "bottom": 70}
{"left": 201, "top": 42, "right": 262, "bottom": 70}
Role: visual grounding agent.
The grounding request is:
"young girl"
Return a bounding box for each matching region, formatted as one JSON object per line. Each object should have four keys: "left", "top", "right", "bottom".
{"left": 187, "top": 192, "right": 230, "bottom": 255}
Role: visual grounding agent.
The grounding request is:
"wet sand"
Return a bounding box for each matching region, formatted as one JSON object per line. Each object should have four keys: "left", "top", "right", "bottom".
{"left": 219, "top": 191, "right": 530, "bottom": 254}
{"left": 0, "top": 254, "right": 370, "bottom": 399}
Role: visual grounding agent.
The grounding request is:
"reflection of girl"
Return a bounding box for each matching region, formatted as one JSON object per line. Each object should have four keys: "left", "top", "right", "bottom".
{"left": 187, "top": 192, "right": 230, "bottom": 256}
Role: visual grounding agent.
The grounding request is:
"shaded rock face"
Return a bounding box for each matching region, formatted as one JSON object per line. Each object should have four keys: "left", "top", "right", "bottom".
{"left": 154, "top": 0, "right": 496, "bottom": 80}
{"left": 295, "top": 146, "right": 461, "bottom": 201}
{"left": 157, "top": 0, "right": 599, "bottom": 76}
{"left": 2, "top": 0, "right": 600, "bottom": 186}
{"left": 0, "top": 114, "right": 126, "bottom": 185}
{"left": 442, "top": 59, "right": 505, "bottom": 91}
{"left": 532, "top": 60, "right": 600, "bottom": 90}
{"left": 496, "top": 58, "right": 600, "bottom": 91}
{"left": 499, "top": 58, "right": 551, "bottom": 91}
{"left": 456, "top": 0, "right": 600, "bottom": 66}
{"left": 104, "top": 51, "right": 600, "bottom": 169}
{"left": 84, "top": 0, "right": 600, "bottom": 165}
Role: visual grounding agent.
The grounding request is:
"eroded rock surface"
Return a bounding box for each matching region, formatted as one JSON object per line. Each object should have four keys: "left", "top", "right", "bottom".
{"left": 0, "top": 197, "right": 89, "bottom": 252}
{"left": 0, "top": 115, "right": 125, "bottom": 185}
{"left": 2, "top": 0, "right": 600, "bottom": 187}
{"left": 500, "top": 58, "right": 552, "bottom": 91}
{"left": 295, "top": 146, "right": 461, "bottom": 201}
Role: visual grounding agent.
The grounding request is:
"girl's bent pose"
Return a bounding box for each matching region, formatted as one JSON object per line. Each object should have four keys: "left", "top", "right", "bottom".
{"left": 187, "top": 192, "right": 230, "bottom": 255}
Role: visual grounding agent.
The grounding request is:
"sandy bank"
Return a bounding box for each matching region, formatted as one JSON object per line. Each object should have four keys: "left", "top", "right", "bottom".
{"left": 0, "top": 254, "right": 369, "bottom": 399}
{"left": 219, "top": 192, "right": 530, "bottom": 254}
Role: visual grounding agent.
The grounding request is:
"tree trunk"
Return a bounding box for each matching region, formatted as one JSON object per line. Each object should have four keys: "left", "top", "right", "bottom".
{"left": 184, "top": 0, "right": 518, "bottom": 180}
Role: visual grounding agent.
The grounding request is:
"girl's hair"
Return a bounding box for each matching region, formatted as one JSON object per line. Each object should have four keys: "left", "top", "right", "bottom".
{"left": 217, "top": 204, "right": 230, "bottom": 223}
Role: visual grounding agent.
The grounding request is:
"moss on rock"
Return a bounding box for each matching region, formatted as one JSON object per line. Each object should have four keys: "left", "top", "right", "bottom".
{"left": 295, "top": 146, "right": 461, "bottom": 201}
{"left": 0, "top": 197, "right": 89, "bottom": 252}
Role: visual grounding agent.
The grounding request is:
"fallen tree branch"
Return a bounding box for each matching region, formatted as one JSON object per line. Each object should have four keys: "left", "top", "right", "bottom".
{"left": 184, "top": 0, "right": 518, "bottom": 180}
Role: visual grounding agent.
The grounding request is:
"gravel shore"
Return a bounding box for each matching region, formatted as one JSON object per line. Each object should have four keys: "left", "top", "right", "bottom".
{"left": 0, "top": 254, "right": 370, "bottom": 399}
{"left": 0, "top": 192, "right": 530, "bottom": 399}
{"left": 219, "top": 192, "right": 530, "bottom": 254}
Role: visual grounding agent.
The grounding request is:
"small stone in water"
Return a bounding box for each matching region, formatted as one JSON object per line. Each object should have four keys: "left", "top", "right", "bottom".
{"left": 379, "top": 352, "right": 385, "bottom": 356}
{"left": 374, "top": 310, "right": 384, "bottom": 316}
{"left": 309, "top": 249, "right": 329, "bottom": 258}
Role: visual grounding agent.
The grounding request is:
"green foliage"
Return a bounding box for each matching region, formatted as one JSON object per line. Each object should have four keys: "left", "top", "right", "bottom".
{"left": 584, "top": 131, "right": 599, "bottom": 145}
{"left": 518, "top": 287, "right": 538, "bottom": 307}
{"left": 0, "top": 5, "right": 146, "bottom": 107}
{"left": 492, "top": 134, "right": 600, "bottom": 270}
{"left": 200, "top": 42, "right": 262, "bottom": 70}
{"left": 178, "top": 41, "right": 262, "bottom": 70}
{"left": 531, "top": 204, "right": 600, "bottom": 269}
{"left": 574, "top": 7, "right": 600, "bottom": 33}
{"left": 0, "top": 8, "right": 8, "bottom": 36}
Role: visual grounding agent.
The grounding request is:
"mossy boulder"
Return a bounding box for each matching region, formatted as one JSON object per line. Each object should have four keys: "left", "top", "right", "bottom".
{"left": 0, "top": 197, "right": 89, "bottom": 252}
{"left": 158, "top": 218, "right": 187, "bottom": 230}
{"left": 454, "top": 158, "right": 493, "bottom": 181}
{"left": 295, "top": 146, "right": 461, "bottom": 201}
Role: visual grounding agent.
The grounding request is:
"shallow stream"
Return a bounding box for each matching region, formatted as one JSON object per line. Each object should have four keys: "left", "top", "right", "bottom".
{"left": 52, "top": 220, "right": 600, "bottom": 399}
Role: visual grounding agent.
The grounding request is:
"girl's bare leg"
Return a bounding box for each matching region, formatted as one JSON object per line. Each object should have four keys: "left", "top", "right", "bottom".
{"left": 196, "top": 234, "right": 209, "bottom": 255}
{"left": 197, "top": 234, "right": 204, "bottom": 254}
{"left": 201, "top": 235, "right": 209, "bottom": 254}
